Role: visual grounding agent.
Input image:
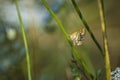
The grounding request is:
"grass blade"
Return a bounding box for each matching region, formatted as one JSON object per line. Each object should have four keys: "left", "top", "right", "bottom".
{"left": 97, "top": 0, "right": 111, "bottom": 80}
{"left": 14, "top": 0, "right": 32, "bottom": 80}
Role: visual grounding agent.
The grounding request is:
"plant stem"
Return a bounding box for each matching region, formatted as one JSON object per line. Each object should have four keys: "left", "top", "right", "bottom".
{"left": 14, "top": 0, "right": 32, "bottom": 80}
{"left": 42, "top": 0, "right": 93, "bottom": 79}
{"left": 97, "top": 0, "right": 111, "bottom": 80}
{"left": 71, "top": 0, "right": 104, "bottom": 58}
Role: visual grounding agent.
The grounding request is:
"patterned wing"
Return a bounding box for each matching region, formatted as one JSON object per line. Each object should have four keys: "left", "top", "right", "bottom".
{"left": 70, "top": 28, "right": 86, "bottom": 46}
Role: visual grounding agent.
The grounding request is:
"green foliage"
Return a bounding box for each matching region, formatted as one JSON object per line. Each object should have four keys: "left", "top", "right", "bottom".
{"left": 13, "top": 0, "right": 111, "bottom": 80}
{"left": 42, "top": 0, "right": 111, "bottom": 80}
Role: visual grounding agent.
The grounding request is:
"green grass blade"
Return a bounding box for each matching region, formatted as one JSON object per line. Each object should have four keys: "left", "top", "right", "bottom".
{"left": 97, "top": 0, "right": 111, "bottom": 80}
{"left": 71, "top": 0, "right": 104, "bottom": 57}
{"left": 14, "top": 0, "right": 32, "bottom": 80}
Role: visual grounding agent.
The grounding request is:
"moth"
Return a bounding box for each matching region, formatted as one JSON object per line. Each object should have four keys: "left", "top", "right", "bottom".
{"left": 70, "top": 28, "right": 86, "bottom": 46}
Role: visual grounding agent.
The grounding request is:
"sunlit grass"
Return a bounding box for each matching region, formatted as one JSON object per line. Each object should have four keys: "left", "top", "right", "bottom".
{"left": 97, "top": 0, "right": 111, "bottom": 79}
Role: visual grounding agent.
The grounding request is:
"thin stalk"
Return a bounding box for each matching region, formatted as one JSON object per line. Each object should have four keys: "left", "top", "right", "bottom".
{"left": 42, "top": 0, "right": 93, "bottom": 79}
{"left": 71, "top": 0, "right": 104, "bottom": 57}
{"left": 14, "top": 0, "right": 32, "bottom": 80}
{"left": 97, "top": 0, "right": 111, "bottom": 80}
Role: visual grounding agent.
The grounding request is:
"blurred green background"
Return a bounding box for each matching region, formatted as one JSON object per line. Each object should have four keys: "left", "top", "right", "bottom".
{"left": 0, "top": 0, "right": 120, "bottom": 80}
